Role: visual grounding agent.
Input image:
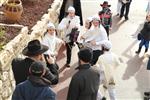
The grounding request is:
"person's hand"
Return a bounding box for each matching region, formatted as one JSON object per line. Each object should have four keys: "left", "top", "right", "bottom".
{"left": 90, "top": 40, "right": 96, "bottom": 46}
{"left": 109, "top": 27, "right": 112, "bottom": 31}
{"left": 45, "top": 55, "right": 55, "bottom": 64}
{"left": 80, "top": 36, "right": 85, "bottom": 40}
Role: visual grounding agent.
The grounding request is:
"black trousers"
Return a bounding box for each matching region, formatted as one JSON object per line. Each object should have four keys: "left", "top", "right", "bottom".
{"left": 91, "top": 50, "right": 103, "bottom": 66}
{"left": 66, "top": 42, "right": 80, "bottom": 64}
{"left": 120, "top": 2, "right": 131, "bottom": 19}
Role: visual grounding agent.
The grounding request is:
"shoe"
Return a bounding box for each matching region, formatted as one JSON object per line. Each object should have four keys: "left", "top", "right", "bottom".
{"left": 135, "top": 51, "right": 140, "bottom": 54}
{"left": 144, "top": 92, "right": 150, "bottom": 96}
{"left": 64, "top": 64, "right": 70, "bottom": 68}
{"left": 125, "top": 17, "right": 129, "bottom": 20}
{"left": 120, "top": 15, "right": 123, "bottom": 19}
{"left": 102, "top": 97, "right": 106, "bottom": 100}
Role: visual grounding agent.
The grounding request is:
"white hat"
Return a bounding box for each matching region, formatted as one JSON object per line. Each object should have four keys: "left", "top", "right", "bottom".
{"left": 68, "top": 6, "right": 75, "bottom": 12}
{"left": 102, "top": 40, "right": 112, "bottom": 50}
{"left": 86, "top": 16, "right": 93, "bottom": 22}
{"left": 92, "top": 15, "right": 100, "bottom": 21}
{"left": 47, "top": 22, "right": 55, "bottom": 29}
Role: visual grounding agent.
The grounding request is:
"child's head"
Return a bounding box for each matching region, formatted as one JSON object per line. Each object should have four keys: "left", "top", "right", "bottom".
{"left": 92, "top": 15, "right": 101, "bottom": 27}
{"left": 85, "top": 17, "right": 92, "bottom": 29}
{"left": 47, "top": 22, "right": 56, "bottom": 35}
{"left": 146, "top": 14, "right": 150, "bottom": 21}
{"left": 67, "top": 6, "right": 75, "bottom": 18}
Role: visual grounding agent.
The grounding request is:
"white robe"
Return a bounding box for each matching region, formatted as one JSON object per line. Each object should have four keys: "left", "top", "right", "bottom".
{"left": 42, "top": 33, "right": 63, "bottom": 56}
{"left": 82, "top": 25, "right": 108, "bottom": 50}
{"left": 58, "top": 15, "right": 80, "bottom": 43}
{"left": 96, "top": 51, "right": 120, "bottom": 100}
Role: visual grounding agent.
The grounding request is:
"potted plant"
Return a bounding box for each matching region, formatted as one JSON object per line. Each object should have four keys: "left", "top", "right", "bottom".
{"left": 3, "top": 0, "right": 23, "bottom": 22}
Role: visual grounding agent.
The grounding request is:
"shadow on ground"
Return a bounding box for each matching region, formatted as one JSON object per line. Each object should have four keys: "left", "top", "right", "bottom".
{"left": 110, "top": 15, "right": 126, "bottom": 35}
{"left": 122, "top": 55, "right": 144, "bottom": 80}
{"left": 59, "top": 62, "right": 78, "bottom": 83}
{"left": 56, "top": 86, "right": 68, "bottom": 100}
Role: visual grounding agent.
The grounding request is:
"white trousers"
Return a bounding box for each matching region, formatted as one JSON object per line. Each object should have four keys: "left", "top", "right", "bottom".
{"left": 97, "top": 87, "right": 117, "bottom": 100}
{"left": 117, "top": 1, "right": 122, "bottom": 14}
{"left": 97, "top": 71, "right": 117, "bottom": 100}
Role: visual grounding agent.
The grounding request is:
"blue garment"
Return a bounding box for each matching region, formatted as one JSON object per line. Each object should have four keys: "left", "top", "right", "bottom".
{"left": 139, "top": 38, "right": 149, "bottom": 49}
{"left": 12, "top": 80, "right": 56, "bottom": 100}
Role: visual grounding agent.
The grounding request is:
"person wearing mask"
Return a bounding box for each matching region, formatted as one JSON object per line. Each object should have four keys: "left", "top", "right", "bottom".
{"left": 11, "top": 39, "right": 59, "bottom": 85}
{"left": 58, "top": 6, "right": 80, "bottom": 68}
{"left": 12, "top": 61, "right": 56, "bottom": 100}
{"left": 67, "top": 48, "right": 100, "bottom": 100}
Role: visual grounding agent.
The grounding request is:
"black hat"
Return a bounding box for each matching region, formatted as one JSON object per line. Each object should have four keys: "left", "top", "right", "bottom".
{"left": 100, "top": 1, "right": 111, "bottom": 7}
{"left": 30, "top": 61, "right": 46, "bottom": 76}
{"left": 22, "top": 39, "right": 48, "bottom": 56}
{"left": 78, "top": 48, "right": 93, "bottom": 62}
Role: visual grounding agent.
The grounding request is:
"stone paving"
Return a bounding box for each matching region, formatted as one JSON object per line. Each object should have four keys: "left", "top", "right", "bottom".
{"left": 54, "top": 0, "right": 150, "bottom": 100}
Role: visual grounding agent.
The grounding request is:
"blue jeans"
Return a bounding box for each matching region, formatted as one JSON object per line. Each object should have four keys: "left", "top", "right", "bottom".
{"left": 139, "top": 38, "right": 149, "bottom": 49}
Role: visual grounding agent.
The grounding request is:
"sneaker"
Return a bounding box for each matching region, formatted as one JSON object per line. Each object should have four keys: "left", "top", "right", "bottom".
{"left": 135, "top": 51, "right": 140, "bottom": 54}
{"left": 102, "top": 97, "right": 106, "bottom": 100}
{"left": 116, "top": 13, "right": 119, "bottom": 16}
{"left": 125, "top": 17, "right": 129, "bottom": 20}
{"left": 120, "top": 15, "right": 123, "bottom": 19}
{"left": 144, "top": 92, "right": 150, "bottom": 96}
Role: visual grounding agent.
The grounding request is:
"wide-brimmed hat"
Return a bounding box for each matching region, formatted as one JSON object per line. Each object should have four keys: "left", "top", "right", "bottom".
{"left": 22, "top": 39, "right": 48, "bottom": 56}
{"left": 100, "top": 1, "right": 111, "bottom": 7}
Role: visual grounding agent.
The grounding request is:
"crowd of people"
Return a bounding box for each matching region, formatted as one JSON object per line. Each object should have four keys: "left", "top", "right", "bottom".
{"left": 11, "top": 0, "right": 150, "bottom": 100}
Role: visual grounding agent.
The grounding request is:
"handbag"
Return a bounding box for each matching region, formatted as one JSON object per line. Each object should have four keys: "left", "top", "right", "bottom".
{"left": 147, "top": 58, "right": 150, "bottom": 70}
{"left": 68, "top": 28, "right": 79, "bottom": 42}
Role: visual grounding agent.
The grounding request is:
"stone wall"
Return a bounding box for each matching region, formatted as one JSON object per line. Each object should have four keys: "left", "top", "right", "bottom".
{"left": 0, "top": 0, "right": 62, "bottom": 99}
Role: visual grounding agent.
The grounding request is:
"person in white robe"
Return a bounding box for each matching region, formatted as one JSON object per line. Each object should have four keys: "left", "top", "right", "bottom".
{"left": 96, "top": 40, "right": 121, "bottom": 100}
{"left": 80, "top": 15, "right": 108, "bottom": 65}
{"left": 42, "top": 22, "right": 63, "bottom": 60}
{"left": 58, "top": 6, "right": 80, "bottom": 67}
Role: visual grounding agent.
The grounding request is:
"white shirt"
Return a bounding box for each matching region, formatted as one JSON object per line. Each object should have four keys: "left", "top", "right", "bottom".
{"left": 96, "top": 51, "right": 120, "bottom": 85}
{"left": 42, "top": 32, "right": 62, "bottom": 56}
{"left": 58, "top": 15, "right": 80, "bottom": 43}
{"left": 82, "top": 25, "right": 108, "bottom": 50}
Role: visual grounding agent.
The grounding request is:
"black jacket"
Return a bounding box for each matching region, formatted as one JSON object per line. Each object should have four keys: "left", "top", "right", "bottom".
{"left": 141, "top": 22, "right": 150, "bottom": 40}
{"left": 11, "top": 58, "right": 59, "bottom": 85}
{"left": 59, "top": 0, "right": 83, "bottom": 25}
{"left": 67, "top": 64, "right": 100, "bottom": 100}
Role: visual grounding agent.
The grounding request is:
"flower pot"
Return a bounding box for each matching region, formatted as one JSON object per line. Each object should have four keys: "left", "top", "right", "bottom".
{"left": 3, "top": 0, "right": 23, "bottom": 22}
